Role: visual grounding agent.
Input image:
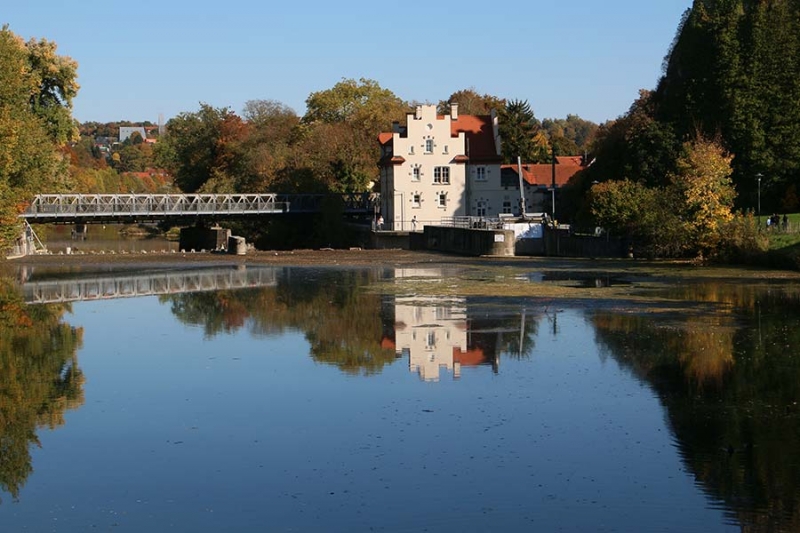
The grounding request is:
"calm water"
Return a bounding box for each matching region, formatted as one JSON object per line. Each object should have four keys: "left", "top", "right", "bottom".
{"left": 1, "top": 263, "right": 799, "bottom": 532}
{"left": 36, "top": 224, "right": 177, "bottom": 254}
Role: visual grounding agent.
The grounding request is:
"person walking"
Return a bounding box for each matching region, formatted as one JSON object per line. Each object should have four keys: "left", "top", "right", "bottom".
{"left": 411, "top": 216, "right": 417, "bottom": 231}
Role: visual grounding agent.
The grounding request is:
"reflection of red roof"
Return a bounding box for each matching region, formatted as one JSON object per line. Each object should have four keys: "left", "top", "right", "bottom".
{"left": 380, "top": 337, "right": 396, "bottom": 350}
{"left": 449, "top": 115, "right": 501, "bottom": 163}
{"left": 501, "top": 160, "right": 585, "bottom": 188}
{"left": 453, "top": 347, "right": 487, "bottom": 366}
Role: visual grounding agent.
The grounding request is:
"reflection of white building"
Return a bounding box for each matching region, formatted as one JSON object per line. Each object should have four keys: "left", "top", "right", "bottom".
{"left": 395, "top": 296, "right": 468, "bottom": 381}
{"left": 389, "top": 268, "right": 496, "bottom": 381}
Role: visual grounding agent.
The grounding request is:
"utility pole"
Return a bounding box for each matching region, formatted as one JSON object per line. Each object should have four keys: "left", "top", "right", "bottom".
{"left": 550, "top": 146, "right": 556, "bottom": 221}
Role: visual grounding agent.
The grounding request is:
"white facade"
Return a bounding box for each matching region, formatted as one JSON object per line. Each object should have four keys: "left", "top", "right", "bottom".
{"left": 379, "top": 105, "right": 464, "bottom": 231}
{"left": 379, "top": 104, "right": 503, "bottom": 231}
{"left": 379, "top": 105, "right": 586, "bottom": 229}
{"left": 395, "top": 296, "right": 468, "bottom": 382}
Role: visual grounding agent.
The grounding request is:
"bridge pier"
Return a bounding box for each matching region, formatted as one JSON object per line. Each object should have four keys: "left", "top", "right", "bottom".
{"left": 179, "top": 225, "right": 231, "bottom": 252}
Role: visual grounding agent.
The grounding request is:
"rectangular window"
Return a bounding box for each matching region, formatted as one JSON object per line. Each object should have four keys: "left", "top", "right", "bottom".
{"left": 426, "top": 330, "right": 436, "bottom": 349}
{"left": 503, "top": 200, "right": 512, "bottom": 214}
{"left": 475, "top": 166, "right": 486, "bottom": 181}
{"left": 425, "top": 139, "right": 434, "bottom": 153}
{"left": 443, "top": 145, "right": 449, "bottom": 154}
{"left": 477, "top": 201, "right": 486, "bottom": 217}
{"left": 434, "top": 166, "right": 450, "bottom": 184}
{"left": 412, "top": 194, "right": 421, "bottom": 208}
{"left": 412, "top": 167, "right": 420, "bottom": 181}
{"left": 437, "top": 192, "right": 447, "bottom": 208}
{"left": 408, "top": 145, "right": 414, "bottom": 155}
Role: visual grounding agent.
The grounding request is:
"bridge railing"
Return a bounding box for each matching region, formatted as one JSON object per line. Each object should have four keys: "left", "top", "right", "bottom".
{"left": 22, "top": 193, "right": 378, "bottom": 222}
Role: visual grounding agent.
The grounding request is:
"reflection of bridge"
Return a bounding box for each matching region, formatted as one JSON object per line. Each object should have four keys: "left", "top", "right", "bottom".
{"left": 23, "top": 266, "right": 278, "bottom": 304}
{"left": 21, "top": 193, "right": 377, "bottom": 224}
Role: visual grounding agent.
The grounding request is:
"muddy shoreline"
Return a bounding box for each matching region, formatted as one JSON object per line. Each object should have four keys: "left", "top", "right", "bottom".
{"left": 5, "top": 248, "right": 795, "bottom": 281}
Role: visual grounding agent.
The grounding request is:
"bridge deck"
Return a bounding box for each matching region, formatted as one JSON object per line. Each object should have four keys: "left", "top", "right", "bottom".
{"left": 21, "top": 193, "right": 376, "bottom": 224}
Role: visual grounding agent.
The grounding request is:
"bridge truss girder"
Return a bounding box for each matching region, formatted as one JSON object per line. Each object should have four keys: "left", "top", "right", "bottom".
{"left": 21, "top": 193, "right": 378, "bottom": 224}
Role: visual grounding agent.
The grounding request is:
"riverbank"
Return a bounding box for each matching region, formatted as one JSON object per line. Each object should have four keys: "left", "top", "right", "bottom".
{"left": 5, "top": 247, "right": 800, "bottom": 281}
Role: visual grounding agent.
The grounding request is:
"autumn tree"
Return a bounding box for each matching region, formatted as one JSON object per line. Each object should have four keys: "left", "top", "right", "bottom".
{"left": 157, "top": 103, "right": 249, "bottom": 193}
{"left": 669, "top": 138, "right": 736, "bottom": 256}
{"left": 301, "top": 78, "right": 408, "bottom": 192}
{"left": 582, "top": 90, "right": 681, "bottom": 189}
{"left": 437, "top": 88, "right": 505, "bottom": 116}
{"left": 23, "top": 34, "right": 79, "bottom": 145}
{"left": 0, "top": 26, "right": 77, "bottom": 251}
{"left": 541, "top": 115, "right": 598, "bottom": 155}
{"left": 238, "top": 99, "right": 299, "bottom": 192}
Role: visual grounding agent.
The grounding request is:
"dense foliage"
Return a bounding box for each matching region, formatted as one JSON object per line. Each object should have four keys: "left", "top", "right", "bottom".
{"left": 0, "top": 26, "right": 77, "bottom": 251}
{"left": 569, "top": 0, "right": 800, "bottom": 260}
{"left": 655, "top": 0, "right": 800, "bottom": 212}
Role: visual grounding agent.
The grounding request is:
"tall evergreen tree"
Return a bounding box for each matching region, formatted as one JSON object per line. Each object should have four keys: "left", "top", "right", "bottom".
{"left": 499, "top": 99, "right": 541, "bottom": 163}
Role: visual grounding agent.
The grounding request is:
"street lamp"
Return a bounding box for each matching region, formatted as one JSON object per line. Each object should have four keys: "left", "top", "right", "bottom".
{"left": 756, "top": 173, "right": 762, "bottom": 225}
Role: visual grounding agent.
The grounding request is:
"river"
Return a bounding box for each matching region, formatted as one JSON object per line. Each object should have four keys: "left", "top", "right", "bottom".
{"left": 1, "top": 261, "right": 798, "bottom": 532}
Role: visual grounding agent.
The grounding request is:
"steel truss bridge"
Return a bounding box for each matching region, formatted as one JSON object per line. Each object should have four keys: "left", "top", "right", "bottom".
{"left": 20, "top": 193, "right": 378, "bottom": 224}
{"left": 22, "top": 266, "right": 279, "bottom": 304}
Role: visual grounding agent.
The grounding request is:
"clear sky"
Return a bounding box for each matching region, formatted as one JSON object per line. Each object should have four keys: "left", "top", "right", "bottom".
{"left": 4, "top": 0, "right": 692, "bottom": 125}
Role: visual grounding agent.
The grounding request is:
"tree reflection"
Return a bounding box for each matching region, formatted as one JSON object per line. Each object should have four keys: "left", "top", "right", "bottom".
{"left": 591, "top": 283, "right": 800, "bottom": 531}
{"left": 164, "top": 269, "right": 398, "bottom": 375}
{"left": 0, "top": 278, "right": 84, "bottom": 503}
{"left": 163, "top": 268, "right": 546, "bottom": 380}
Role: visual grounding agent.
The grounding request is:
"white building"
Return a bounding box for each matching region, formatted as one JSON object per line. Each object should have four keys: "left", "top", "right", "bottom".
{"left": 378, "top": 103, "right": 502, "bottom": 231}
{"left": 119, "top": 126, "right": 147, "bottom": 143}
{"left": 378, "top": 104, "right": 587, "bottom": 230}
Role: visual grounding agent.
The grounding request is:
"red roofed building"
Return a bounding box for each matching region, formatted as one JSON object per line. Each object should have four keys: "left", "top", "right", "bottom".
{"left": 378, "top": 103, "right": 585, "bottom": 227}
{"left": 378, "top": 103, "right": 502, "bottom": 231}
{"left": 499, "top": 159, "right": 586, "bottom": 215}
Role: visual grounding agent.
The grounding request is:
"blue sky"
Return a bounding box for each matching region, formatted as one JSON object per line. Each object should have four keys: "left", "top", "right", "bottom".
{"left": 4, "top": 0, "right": 692, "bottom": 125}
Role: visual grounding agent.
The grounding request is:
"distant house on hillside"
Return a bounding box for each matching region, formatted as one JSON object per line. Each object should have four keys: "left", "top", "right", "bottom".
{"left": 119, "top": 126, "right": 147, "bottom": 143}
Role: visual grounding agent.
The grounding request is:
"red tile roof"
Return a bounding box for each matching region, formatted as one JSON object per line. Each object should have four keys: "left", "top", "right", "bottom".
{"left": 557, "top": 156, "right": 583, "bottom": 166}
{"left": 449, "top": 115, "right": 501, "bottom": 163}
{"left": 377, "top": 114, "right": 501, "bottom": 164}
{"left": 501, "top": 160, "right": 585, "bottom": 188}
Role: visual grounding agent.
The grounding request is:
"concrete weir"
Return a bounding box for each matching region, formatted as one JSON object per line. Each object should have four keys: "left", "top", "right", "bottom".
{"left": 421, "top": 226, "right": 515, "bottom": 257}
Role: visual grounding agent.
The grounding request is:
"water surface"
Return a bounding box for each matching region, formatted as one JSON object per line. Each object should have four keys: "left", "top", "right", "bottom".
{"left": 1, "top": 264, "right": 799, "bottom": 531}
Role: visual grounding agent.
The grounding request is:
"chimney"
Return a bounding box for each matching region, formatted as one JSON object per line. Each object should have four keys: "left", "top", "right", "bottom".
{"left": 450, "top": 102, "right": 459, "bottom": 121}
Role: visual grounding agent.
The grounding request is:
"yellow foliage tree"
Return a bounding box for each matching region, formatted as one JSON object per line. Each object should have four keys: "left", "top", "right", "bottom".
{"left": 669, "top": 138, "right": 736, "bottom": 256}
